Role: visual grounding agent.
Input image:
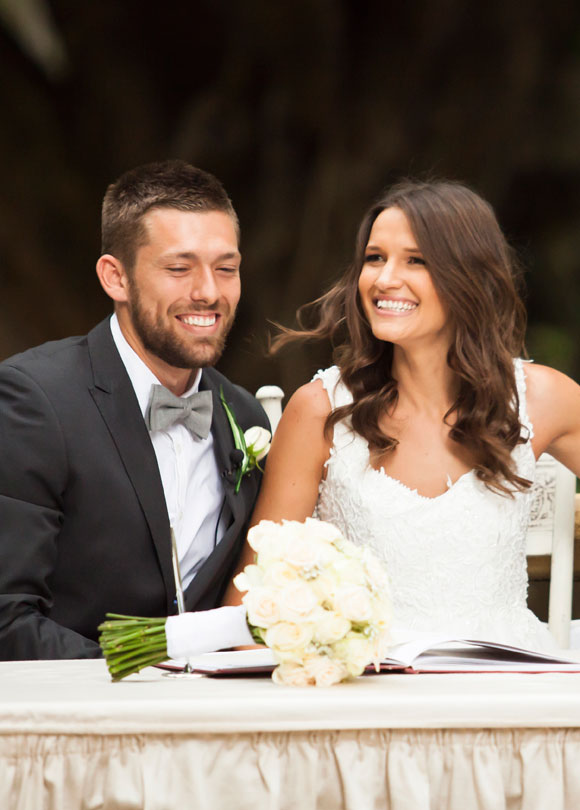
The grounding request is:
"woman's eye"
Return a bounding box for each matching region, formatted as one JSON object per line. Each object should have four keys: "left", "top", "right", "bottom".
{"left": 364, "top": 253, "right": 383, "bottom": 263}
{"left": 408, "top": 255, "right": 426, "bottom": 265}
{"left": 168, "top": 266, "right": 187, "bottom": 272}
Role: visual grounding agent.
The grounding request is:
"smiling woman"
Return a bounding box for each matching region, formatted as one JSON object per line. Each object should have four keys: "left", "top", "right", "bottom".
{"left": 226, "top": 179, "right": 580, "bottom": 654}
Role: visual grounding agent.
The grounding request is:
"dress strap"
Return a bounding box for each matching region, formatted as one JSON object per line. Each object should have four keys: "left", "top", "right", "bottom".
{"left": 513, "top": 358, "right": 535, "bottom": 440}
{"left": 311, "top": 366, "right": 351, "bottom": 409}
{"left": 311, "top": 366, "right": 356, "bottom": 450}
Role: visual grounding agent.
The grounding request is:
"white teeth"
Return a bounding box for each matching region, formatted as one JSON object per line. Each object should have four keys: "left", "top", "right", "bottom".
{"left": 181, "top": 314, "right": 216, "bottom": 326}
{"left": 376, "top": 299, "right": 417, "bottom": 312}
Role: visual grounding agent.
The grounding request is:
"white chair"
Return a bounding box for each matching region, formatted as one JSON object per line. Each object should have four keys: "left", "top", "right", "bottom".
{"left": 255, "top": 385, "right": 284, "bottom": 434}
{"left": 526, "top": 453, "right": 577, "bottom": 648}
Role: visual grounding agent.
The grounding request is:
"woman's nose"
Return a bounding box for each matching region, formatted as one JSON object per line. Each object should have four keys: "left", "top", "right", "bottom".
{"left": 375, "top": 259, "right": 403, "bottom": 290}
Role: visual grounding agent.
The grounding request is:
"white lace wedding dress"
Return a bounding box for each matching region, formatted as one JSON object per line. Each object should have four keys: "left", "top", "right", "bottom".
{"left": 314, "top": 360, "right": 557, "bottom": 652}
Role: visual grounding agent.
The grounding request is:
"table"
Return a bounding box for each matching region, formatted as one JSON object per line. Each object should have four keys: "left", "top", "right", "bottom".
{"left": 1, "top": 660, "right": 580, "bottom": 810}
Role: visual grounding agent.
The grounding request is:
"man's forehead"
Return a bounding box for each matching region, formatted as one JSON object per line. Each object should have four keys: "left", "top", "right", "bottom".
{"left": 140, "top": 207, "right": 240, "bottom": 247}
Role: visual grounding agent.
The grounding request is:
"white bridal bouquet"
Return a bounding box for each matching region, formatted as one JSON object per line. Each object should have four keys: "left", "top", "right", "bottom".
{"left": 234, "top": 518, "right": 392, "bottom": 687}
{"left": 99, "top": 518, "right": 391, "bottom": 685}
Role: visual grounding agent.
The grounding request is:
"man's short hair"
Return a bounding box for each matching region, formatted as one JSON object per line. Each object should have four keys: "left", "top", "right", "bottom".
{"left": 101, "top": 160, "right": 239, "bottom": 270}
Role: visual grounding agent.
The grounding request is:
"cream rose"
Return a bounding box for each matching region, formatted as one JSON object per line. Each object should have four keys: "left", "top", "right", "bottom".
{"left": 244, "top": 588, "right": 280, "bottom": 627}
{"left": 272, "top": 661, "right": 313, "bottom": 687}
{"left": 262, "top": 560, "right": 300, "bottom": 588}
{"left": 310, "top": 571, "right": 338, "bottom": 603}
{"left": 333, "top": 585, "right": 374, "bottom": 622}
{"left": 265, "top": 621, "right": 313, "bottom": 652}
{"left": 312, "top": 611, "right": 351, "bottom": 644}
{"left": 247, "top": 520, "right": 283, "bottom": 553}
{"left": 284, "top": 537, "right": 325, "bottom": 569}
{"left": 333, "top": 635, "right": 373, "bottom": 676}
{"left": 330, "top": 557, "right": 367, "bottom": 586}
{"left": 278, "top": 581, "right": 319, "bottom": 622}
{"left": 301, "top": 517, "right": 344, "bottom": 544}
{"left": 303, "top": 654, "right": 348, "bottom": 687}
{"left": 233, "top": 564, "right": 263, "bottom": 593}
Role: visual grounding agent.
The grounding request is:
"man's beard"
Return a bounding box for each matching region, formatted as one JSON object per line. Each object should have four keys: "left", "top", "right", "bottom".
{"left": 127, "top": 286, "right": 234, "bottom": 370}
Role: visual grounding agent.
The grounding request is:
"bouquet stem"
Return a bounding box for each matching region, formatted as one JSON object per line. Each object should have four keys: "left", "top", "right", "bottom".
{"left": 98, "top": 613, "right": 168, "bottom": 681}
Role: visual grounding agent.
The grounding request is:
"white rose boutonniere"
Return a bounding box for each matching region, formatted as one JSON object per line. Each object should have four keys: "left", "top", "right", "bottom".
{"left": 220, "top": 388, "right": 272, "bottom": 493}
{"left": 244, "top": 426, "right": 271, "bottom": 462}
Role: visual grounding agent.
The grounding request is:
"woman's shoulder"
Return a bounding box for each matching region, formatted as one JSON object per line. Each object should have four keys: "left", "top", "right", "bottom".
{"left": 523, "top": 362, "right": 580, "bottom": 456}
{"left": 523, "top": 361, "right": 577, "bottom": 403}
{"left": 285, "top": 376, "right": 333, "bottom": 421}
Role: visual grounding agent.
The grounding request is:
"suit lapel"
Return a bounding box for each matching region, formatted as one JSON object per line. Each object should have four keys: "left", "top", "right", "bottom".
{"left": 200, "top": 371, "right": 245, "bottom": 529}
{"left": 86, "top": 320, "right": 175, "bottom": 613}
{"left": 183, "top": 371, "right": 248, "bottom": 608}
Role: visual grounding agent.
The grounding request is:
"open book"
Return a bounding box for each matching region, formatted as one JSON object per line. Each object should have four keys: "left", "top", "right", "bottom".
{"left": 161, "top": 637, "right": 580, "bottom": 676}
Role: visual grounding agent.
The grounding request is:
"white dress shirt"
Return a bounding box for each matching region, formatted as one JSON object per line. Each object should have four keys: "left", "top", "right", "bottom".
{"left": 110, "top": 314, "right": 230, "bottom": 590}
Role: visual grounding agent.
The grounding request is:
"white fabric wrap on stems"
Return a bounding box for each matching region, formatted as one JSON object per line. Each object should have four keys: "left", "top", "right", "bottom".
{"left": 165, "top": 605, "right": 254, "bottom": 660}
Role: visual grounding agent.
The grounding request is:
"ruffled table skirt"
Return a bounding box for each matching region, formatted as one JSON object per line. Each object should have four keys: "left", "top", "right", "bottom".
{"left": 3, "top": 728, "right": 580, "bottom": 810}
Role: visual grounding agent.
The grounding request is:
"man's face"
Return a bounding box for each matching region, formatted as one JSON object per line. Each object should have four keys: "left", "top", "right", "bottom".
{"left": 119, "top": 207, "right": 241, "bottom": 386}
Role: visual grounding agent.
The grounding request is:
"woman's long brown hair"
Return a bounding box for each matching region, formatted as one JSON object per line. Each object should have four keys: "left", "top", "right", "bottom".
{"left": 273, "top": 180, "right": 531, "bottom": 495}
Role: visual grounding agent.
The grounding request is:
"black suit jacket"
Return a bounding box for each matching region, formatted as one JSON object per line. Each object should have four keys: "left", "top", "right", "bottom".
{"left": 0, "top": 318, "right": 269, "bottom": 660}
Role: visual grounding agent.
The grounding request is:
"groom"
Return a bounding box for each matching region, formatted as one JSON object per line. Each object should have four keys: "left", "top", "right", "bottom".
{"left": 0, "top": 160, "right": 269, "bottom": 660}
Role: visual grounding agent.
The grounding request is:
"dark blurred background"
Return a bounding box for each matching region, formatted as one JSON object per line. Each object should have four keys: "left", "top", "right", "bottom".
{"left": 1, "top": 0, "right": 579, "bottom": 400}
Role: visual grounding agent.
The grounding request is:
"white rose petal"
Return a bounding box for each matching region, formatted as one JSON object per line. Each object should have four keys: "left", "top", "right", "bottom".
{"left": 263, "top": 560, "right": 300, "bottom": 588}
{"left": 247, "top": 520, "right": 283, "bottom": 553}
{"left": 361, "top": 548, "right": 391, "bottom": 592}
{"left": 312, "top": 611, "right": 351, "bottom": 644}
{"left": 302, "top": 518, "right": 344, "bottom": 545}
{"left": 233, "top": 564, "right": 263, "bottom": 593}
{"left": 330, "top": 557, "right": 367, "bottom": 586}
{"left": 272, "top": 661, "right": 313, "bottom": 687}
{"left": 244, "top": 588, "right": 280, "bottom": 627}
{"left": 265, "top": 621, "right": 313, "bottom": 652}
{"left": 310, "top": 571, "right": 338, "bottom": 603}
{"left": 333, "top": 634, "right": 373, "bottom": 676}
{"left": 244, "top": 426, "right": 271, "bottom": 461}
{"left": 285, "top": 537, "right": 324, "bottom": 569}
{"left": 278, "top": 582, "right": 320, "bottom": 622}
{"left": 303, "top": 654, "right": 348, "bottom": 687}
{"left": 334, "top": 585, "right": 374, "bottom": 622}
{"left": 370, "top": 628, "right": 392, "bottom": 668}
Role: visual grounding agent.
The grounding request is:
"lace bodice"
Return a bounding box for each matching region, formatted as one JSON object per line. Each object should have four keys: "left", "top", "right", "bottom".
{"left": 314, "top": 361, "right": 557, "bottom": 651}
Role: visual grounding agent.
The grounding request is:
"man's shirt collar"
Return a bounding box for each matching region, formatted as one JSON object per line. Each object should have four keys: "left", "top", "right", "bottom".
{"left": 109, "top": 313, "right": 202, "bottom": 418}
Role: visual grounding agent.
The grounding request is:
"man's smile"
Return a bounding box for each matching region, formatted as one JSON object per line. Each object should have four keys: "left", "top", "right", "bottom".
{"left": 177, "top": 313, "right": 218, "bottom": 327}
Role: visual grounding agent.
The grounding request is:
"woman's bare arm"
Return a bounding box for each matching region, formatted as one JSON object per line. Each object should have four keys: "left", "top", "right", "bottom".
{"left": 526, "top": 363, "right": 580, "bottom": 475}
{"left": 222, "top": 379, "right": 332, "bottom": 605}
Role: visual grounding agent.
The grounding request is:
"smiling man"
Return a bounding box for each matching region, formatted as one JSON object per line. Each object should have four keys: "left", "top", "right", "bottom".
{"left": 0, "top": 160, "right": 269, "bottom": 659}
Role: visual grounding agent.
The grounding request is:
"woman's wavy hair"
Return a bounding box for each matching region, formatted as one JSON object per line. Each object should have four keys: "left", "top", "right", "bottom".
{"left": 273, "top": 179, "right": 530, "bottom": 494}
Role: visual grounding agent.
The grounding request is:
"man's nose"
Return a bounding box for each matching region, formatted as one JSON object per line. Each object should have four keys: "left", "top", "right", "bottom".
{"left": 189, "top": 266, "right": 219, "bottom": 303}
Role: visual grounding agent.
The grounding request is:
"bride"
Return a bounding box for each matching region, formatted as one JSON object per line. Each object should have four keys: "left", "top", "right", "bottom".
{"left": 231, "top": 179, "right": 580, "bottom": 651}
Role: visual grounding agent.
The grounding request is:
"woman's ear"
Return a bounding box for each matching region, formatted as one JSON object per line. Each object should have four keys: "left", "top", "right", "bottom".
{"left": 96, "top": 254, "right": 130, "bottom": 302}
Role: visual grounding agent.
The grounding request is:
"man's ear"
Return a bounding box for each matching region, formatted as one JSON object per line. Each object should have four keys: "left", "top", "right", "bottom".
{"left": 96, "top": 254, "right": 130, "bottom": 302}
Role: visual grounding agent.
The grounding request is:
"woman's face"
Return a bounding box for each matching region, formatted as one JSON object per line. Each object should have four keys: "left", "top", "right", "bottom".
{"left": 357, "top": 206, "right": 452, "bottom": 351}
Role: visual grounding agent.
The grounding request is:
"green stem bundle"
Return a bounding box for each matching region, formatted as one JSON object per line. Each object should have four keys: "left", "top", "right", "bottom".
{"left": 98, "top": 613, "right": 168, "bottom": 681}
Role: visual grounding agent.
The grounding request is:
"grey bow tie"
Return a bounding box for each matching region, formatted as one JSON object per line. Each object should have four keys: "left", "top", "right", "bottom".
{"left": 146, "top": 385, "right": 213, "bottom": 440}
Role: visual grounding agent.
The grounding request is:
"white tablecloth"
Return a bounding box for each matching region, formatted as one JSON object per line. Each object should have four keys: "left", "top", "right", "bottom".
{"left": 2, "top": 659, "right": 580, "bottom": 809}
